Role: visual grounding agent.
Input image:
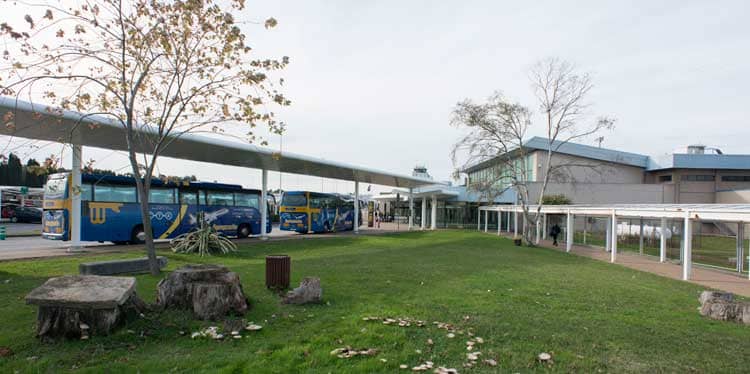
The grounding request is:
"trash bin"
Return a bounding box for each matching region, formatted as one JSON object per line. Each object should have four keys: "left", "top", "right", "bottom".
{"left": 265, "top": 255, "right": 290, "bottom": 289}
{"left": 0, "top": 226, "right": 5, "bottom": 240}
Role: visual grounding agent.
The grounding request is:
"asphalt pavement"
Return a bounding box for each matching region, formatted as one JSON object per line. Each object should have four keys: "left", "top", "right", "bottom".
{"left": 0, "top": 223, "right": 407, "bottom": 261}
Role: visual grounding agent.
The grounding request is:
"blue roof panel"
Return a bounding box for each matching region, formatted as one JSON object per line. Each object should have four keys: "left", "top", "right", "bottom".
{"left": 648, "top": 154, "right": 750, "bottom": 170}
{"left": 523, "top": 137, "right": 650, "bottom": 168}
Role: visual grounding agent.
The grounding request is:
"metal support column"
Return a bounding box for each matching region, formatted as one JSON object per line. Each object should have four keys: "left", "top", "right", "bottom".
{"left": 611, "top": 211, "right": 618, "bottom": 263}
{"left": 737, "top": 222, "right": 744, "bottom": 273}
{"left": 484, "top": 210, "right": 488, "bottom": 232}
{"left": 354, "top": 181, "right": 359, "bottom": 234}
{"left": 542, "top": 214, "right": 547, "bottom": 240}
{"left": 683, "top": 214, "right": 692, "bottom": 280}
{"left": 420, "top": 197, "right": 427, "bottom": 230}
{"left": 477, "top": 208, "right": 481, "bottom": 231}
{"left": 583, "top": 215, "right": 587, "bottom": 245}
{"left": 605, "top": 217, "right": 611, "bottom": 252}
{"left": 566, "top": 211, "right": 573, "bottom": 252}
{"left": 497, "top": 211, "right": 502, "bottom": 235}
{"left": 639, "top": 218, "right": 644, "bottom": 255}
{"left": 430, "top": 195, "right": 437, "bottom": 230}
{"left": 660, "top": 217, "right": 667, "bottom": 263}
{"left": 408, "top": 188, "right": 414, "bottom": 230}
{"left": 513, "top": 211, "right": 518, "bottom": 236}
{"left": 69, "top": 143, "right": 82, "bottom": 251}
{"left": 261, "top": 169, "right": 268, "bottom": 240}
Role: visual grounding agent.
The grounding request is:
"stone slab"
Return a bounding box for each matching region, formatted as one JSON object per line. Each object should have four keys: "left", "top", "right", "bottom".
{"left": 25, "top": 275, "right": 136, "bottom": 309}
{"left": 79, "top": 256, "right": 167, "bottom": 275}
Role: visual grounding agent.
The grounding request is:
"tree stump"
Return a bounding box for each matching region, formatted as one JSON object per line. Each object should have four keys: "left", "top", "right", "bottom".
{"left": 156, "top": 264, "right": 248, "bottom": 320}
{"left": 25, "top": 276, "right": 146, "bottom": 340}
{"left": 698, "top": 290, "right": 750, "bottom": 324}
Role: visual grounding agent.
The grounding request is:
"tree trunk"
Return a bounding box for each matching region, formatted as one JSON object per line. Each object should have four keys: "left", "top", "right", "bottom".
{"left": 35, "top": 293, "right": 146, "bottom": 340}
{"left": 127, "top": 152, "right": 159, "bottom": 276}
{"left": 156, "top": 264, "right": 248, "bottom": 320}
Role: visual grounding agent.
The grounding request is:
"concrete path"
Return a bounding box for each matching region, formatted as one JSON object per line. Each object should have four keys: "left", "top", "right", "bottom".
{"left": 2, "top": 223, "right": 41, "bottom": 236}
{"left": 487, "top": 231, "right": 750, "bottom": 297}
{"left": 0, "top": 223, "right": 409, "bottom": 262}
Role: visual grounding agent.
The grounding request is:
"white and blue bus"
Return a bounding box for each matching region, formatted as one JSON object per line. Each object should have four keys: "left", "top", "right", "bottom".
{"left": 42, "top": 173, "right": 272, "bottom": 244}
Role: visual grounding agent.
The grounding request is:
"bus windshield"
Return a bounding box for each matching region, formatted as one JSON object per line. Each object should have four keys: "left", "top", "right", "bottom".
{"left": 44, "top": 177, "right": 68, "bottom": 200}
{"left": 282, "top": 194, "right": 307, "bottom": 207}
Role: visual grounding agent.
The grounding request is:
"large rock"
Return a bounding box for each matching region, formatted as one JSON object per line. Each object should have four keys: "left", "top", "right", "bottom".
{"left": 698, "top": 291, "right": 750, "bottom": 324}
{"left": 79, "top": 257, "right": 167, "bottom": 275}
{"left": 25, "top": 275, "right": 146, "bottom": 340}
{"left": 156, "top": 264, "right": 248, "bottom": 320}
{"left": 282, "top": 277, "right": 322, "bottom": 305}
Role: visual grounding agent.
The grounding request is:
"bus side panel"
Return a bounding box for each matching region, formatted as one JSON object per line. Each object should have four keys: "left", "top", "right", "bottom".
{"left": 280, "top": 212, "right": 308, "bottom": 233}
{"left": 211, "top": 206, "right": 259, "bottom": 235}
{"left": 81, "top": 202, "right": 141, "bottom": 242}
{"left": 149, "top": 204, "right": 183, "bottom": 239}
{"left": 337, "top": 209, "right": 354, "bottom": 231}
{"left": 310, "top": 210, "right": 330, "bottom": 233}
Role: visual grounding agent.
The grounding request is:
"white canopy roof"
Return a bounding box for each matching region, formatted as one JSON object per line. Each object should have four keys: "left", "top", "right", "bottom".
{"left": 479, "top": 204, "right": 750, "bottom": 222}
{"left": 0, "top": 97, "right": 440, "bottom": 188}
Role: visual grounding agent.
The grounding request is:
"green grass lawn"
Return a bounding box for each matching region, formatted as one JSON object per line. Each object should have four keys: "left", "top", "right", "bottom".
{"left": 1, "top": 231, "right": 750, "bottom": 373}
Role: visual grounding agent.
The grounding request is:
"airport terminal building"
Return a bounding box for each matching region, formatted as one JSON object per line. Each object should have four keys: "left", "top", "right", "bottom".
{"left": 376, "top": 137, "right": 750, "bottom": 229}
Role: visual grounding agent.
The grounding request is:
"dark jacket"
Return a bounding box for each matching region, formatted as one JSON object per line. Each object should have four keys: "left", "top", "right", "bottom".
{"left": 550, "top": 224, "right": 561, "bottom": 237}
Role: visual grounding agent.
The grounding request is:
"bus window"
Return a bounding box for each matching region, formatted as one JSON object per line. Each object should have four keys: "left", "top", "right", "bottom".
{"left": 179, "top": 191, "right": 198, "bottom": 205}
{"left": 234, "top": 193, "right": 259, "bottom": 208}
{"left": 207, "top": 191, "right": 234, "bottom": 206}
{"left": 309, "top": 196, "right": 321, "bottom": 208}
{"left": 323, "top": 197, "right": 338, "bottom": 208}
{"left": 282, "top": 194, "right": 307, "bottom": 207}
{"left": 94, "top": 185, "right": 137, "bottom": 202}
{"left": 149, "top": 188, "right": 176, "bottom": 204}
{"left": 79, "top": 183, "right": 92, "bottom": 201}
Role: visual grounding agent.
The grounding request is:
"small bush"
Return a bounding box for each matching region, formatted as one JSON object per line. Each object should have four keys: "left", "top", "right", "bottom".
{"left": 542, "top": 194, "right": 571, "bottom": 205}
{"left": 170, "top": 212, "right": 237, "bottom": 256}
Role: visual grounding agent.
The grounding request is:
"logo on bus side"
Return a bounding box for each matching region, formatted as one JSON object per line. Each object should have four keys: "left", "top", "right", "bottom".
{"left": 89, "top": 202, "right": 123, "bottom": 225}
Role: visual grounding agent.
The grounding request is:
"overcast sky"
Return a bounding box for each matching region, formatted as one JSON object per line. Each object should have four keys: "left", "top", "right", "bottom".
{"left": 2, "top": 0, "right": 749, "bottom": 194}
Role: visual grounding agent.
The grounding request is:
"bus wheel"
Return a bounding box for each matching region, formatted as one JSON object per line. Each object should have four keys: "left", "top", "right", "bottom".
{"left": 237, "top": 224, "right": 251, "bottom": 239}
{"left": 130, "top": 225, "right": 146, "bottom": 245}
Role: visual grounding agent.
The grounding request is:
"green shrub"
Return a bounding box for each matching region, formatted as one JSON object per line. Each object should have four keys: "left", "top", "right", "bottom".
{"left": 170, "top": 212, "right": 237, "bottom": 256}
{"left": 542, "top": 194, "right": 572, "bottom": 205}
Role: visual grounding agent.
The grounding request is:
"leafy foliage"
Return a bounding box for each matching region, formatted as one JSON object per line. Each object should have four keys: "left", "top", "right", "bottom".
{"left": 0, "top": 0, "right": 288, "bottom": 273}
{"left": 451, "top": 58, "right": 613, "bottom": 245}
{"left": 0, "top": 153, "right": 60, "bottom": 187}
{"left": 541, "top": 194, "right": 571, "bottom": 205}
{"left": 170, "top": 212, "right": 237, "bottom": 256}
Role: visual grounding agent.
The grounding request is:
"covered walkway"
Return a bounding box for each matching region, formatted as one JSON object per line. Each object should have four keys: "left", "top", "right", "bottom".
{"left": 478, "top": 204, "right": 750, "bottom": 283}
{"left": 489, "top": 231, "right": 750, "bottom": 297}
{"left": 0, "top": 97, "right": 441, "bottom": 249}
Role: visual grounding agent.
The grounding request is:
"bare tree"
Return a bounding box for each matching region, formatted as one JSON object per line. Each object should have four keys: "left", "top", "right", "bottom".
{"left": 451, "top": 58, "right": 613, "bottom": 245}
{"left": 0, "top": 0, "right": 289, "bottom": 274}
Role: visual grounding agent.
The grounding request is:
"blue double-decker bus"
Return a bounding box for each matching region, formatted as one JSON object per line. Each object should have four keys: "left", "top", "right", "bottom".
{"left": 42, "top": 173, "right": 272, "bottom": 244}
{"left": 279, "top": 191, "right": 361, "bottom": 234}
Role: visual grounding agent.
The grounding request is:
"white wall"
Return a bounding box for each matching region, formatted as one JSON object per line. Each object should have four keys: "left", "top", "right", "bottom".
{"left": 716, "top": 190, "right": 750, "bottom": 204}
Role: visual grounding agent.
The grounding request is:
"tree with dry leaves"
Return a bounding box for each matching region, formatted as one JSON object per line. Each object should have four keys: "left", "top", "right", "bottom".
{"left": 451, "top": 58, "right": 614, "bottom": 245}
{"left": 0, "top": 0, "right": 289, "bottom": 274}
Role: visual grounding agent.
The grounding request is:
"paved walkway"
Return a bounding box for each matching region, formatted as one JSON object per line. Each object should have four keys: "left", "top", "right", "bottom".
{"left": 486, "top": 230, "right": 750, "bottom": 297}
{"left": 0, "top": 223, "right": 409, "bottom": 262}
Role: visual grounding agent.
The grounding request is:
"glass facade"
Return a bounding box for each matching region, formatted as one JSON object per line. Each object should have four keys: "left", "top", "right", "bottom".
{"left": 467, "top": 154, "right": 534, "bottom": 187}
